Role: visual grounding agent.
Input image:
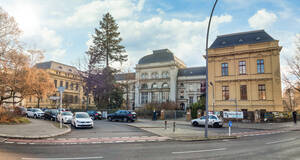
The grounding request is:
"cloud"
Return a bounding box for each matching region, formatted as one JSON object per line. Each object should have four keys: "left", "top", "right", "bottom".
{"left": 248, "top": 9, "right": 277, "bottom": 29}
{"left": 65, "top": 0, "right": 141, "bottom": 27}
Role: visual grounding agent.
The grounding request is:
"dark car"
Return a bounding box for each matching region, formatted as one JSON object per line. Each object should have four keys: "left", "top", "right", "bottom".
{"left": 44, "top": 109, "right": 59, "bottom": 121}
{"left": 107, "top": 110, "right": 137, "bottom": 122}
{"left": 15, "top": 106, "right": 27, "bottom": 116}
{"left": 87, "top": 110, "right": 102, "bottom": 120}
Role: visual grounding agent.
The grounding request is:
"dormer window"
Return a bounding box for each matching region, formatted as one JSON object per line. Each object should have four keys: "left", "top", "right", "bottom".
{"left": 256, "top": 37, "right": 261, "bottom": 40}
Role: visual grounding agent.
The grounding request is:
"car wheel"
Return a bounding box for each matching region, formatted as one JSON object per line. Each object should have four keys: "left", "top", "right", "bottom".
{"left": 192, "top": 121, "right": 199, "bottom": 127}
{"left": 34, "top": 115, "right": 37, "bottom": 119}
{"left": 213, "top": 122, "right": 219, "bottom": 128}
{"left": 123, "top": 117, "right": 128, "bottom": 122}
{"left": 108, "top": 116, "right": 112, "bottom": 121}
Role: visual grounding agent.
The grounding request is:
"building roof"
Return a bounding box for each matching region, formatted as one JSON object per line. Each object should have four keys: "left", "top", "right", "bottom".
{"left": 35, "top": 61, "right": 78, "bottom": 74}
{"left": 178, "top": 67, "right": 206, "bottom": 77}
{"left": 138, "top": 49, "right": 175, "bottom": 65}
{"left": 115, "top": 73, "right": 136, "bottom": 81}
{"left": 209, "top": 30, "right": 275, "bottom": 49}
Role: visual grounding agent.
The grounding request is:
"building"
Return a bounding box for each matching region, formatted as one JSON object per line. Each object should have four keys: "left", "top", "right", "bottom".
{"left": 116, "top": 49, "right": 206, "bottom": 110}
{"left": 207, "top": 30, "right": 283, "bottom": 114}
{"left": 23, "top": 61, "right": 94, "bottom": 109}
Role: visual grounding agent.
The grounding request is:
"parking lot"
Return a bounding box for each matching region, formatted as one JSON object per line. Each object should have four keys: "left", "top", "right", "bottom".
{"left": 59, "top": 120, "right": 156, "bottom": 138}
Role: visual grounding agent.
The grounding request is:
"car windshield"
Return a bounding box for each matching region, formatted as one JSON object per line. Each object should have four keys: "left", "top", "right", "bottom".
{"left": 62, "top": 112, "right": 72, "bottom": 116}
{"left": 34, "top": 109, "right": 42, "bottom": 112}
{"left": 76, "top": 113, "right": 89, "bottom": 118}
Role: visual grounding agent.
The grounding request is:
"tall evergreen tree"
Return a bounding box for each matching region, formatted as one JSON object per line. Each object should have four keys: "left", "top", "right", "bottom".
{"left": 85, "top": 13, "right": 127, "bottom": 109}
{"left": 87, "top": 12, "right": 127, "bottom": 69}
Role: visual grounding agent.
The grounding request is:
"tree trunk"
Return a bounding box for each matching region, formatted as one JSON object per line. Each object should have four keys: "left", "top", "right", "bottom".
{"left": 37, "top": 98, "right": 40, "bottom": 108}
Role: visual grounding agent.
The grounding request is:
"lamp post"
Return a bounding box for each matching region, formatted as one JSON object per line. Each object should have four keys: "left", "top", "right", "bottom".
{"left": 204, "top": 0, "right": 218, "bottom": 138}
{"left": 210, "top": 82, "right": 215, "bottom": 114}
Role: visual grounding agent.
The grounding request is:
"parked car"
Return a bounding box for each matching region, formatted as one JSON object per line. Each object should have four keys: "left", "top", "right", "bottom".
{"left": 15, "top": 106, "right": 27, "bottom": 116}
{"left": 57, "top": 111, "right": 73, "bottom": 124}
{"left": 191, "top": 115, "right": 223, "bottom": 128}
{"left": 44, "top": 109, "right": 59, "bottom": 121}
{"left": 71, "top": 112, "right": 94, "bottom": 128}
{"left": 26, "top": 108, "right": 44, "bottom": 119}
{"left": 87, "top": 110, "right": 102, "bottom": 120}
{"left": 107, "top": 110, "right": 137, "bottom": 122}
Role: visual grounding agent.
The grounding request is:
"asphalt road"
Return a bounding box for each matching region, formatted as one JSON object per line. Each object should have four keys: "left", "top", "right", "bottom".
{"left": 59, "top": 120, "right": 155, "bottom": 138}
{"left": 1, "top": 130, "right": 300, "bottom": 160}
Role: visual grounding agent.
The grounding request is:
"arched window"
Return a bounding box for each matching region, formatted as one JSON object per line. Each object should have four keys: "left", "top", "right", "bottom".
{"left": 141, "top": 73, "right": 148, "bottom": 79}
{"left": 162, "top": 71, "right": 169, "bottom": 78}
{"left": 152, "top": 83, "right": 158, "bottom": 88}
{"left": 141, "top": 84, "right": 148, "bottom": 89}
{"left": 151, "top": 72, "right": 159, "bottom": 79}
{"left": 162, "top": 83, "right": 169, "bottom": 88}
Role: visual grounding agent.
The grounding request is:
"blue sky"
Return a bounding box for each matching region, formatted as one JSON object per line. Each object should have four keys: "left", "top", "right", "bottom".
{"left": 1, "top": 0, "right": 299, "bottom": 72}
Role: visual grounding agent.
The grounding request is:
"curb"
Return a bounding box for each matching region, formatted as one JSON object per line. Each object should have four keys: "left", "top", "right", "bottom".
{"left": 0, "top": 123, "right": 71, "bottom": 139}
{"left": 174, "top": 136, "right": 238, "bottom": 142}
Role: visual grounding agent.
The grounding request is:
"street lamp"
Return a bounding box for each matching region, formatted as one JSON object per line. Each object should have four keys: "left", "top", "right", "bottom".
{"left": 210, "top": 82, "right": 215, "bottom": 114}
{"left": 204, "top": 0, "right": 218, "bottom": 138}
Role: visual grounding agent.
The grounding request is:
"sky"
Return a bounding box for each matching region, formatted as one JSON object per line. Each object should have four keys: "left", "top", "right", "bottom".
{"left": 1, "top": 0, "right": 299, "bottom": 72}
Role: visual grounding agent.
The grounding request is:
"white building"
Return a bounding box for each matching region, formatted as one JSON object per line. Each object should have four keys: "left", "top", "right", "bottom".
{"left": 116, "top": 49, "right": 206, "bottom": 110}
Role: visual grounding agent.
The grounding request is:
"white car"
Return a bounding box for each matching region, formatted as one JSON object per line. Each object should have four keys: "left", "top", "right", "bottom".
{"left": 191, "top": 115, "right": 223, "bottom": 128}
{"left": 26, "top": 108, "right": 44, "bottom": 119}
{"left": 71, "top": 112, "right": 94, "bottom": 128}
{"left": 57, "top": 111, "right": 73, "bottom": 124}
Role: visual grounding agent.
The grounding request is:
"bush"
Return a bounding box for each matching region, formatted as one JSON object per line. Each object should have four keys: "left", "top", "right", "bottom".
{"left": 0, "top": 107, "right": 30, "bottom": 124}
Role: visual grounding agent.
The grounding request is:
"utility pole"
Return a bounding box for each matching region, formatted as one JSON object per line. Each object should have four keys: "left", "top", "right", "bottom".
{"left": 204, "top": 0, "right": 218, "bottom": 138}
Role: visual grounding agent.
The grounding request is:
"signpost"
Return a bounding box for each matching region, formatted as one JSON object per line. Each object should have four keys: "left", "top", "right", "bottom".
{"left": 58, "top": 87, "right": 65, "bottom": 129}
{"left": 228, "top": 121, "right": 232, "bottom": 136}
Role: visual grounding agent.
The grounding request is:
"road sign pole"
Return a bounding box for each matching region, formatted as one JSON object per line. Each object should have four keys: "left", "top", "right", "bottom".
{"left": 229, "top": 126, "right": 231, "bottom": 136}
{"left": 60, "top": 90, "right": 62, "bottom": 129}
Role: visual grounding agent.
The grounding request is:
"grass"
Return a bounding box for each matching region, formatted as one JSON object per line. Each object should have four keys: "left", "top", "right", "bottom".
{"left": 52, "top": 121, "right": 69, "bottom": 129}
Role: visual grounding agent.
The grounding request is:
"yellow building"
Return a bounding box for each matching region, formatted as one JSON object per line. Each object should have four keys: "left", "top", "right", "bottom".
{"left": 207, "top": 30, "right": 283, "bottom": 113}
{"left": 24, "top": 61, "right": 94, "bottom": 109}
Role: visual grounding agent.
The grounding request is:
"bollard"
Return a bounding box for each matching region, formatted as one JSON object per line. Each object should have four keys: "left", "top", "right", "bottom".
{"left": 165, "top": 121, "right": 167, "bottom": 130}
{"left": 173, "top": 122, "right": 176, "bottom": 132}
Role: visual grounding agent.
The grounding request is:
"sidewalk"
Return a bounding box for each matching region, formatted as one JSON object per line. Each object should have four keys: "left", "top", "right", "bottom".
{"left": 138, "top": 119, "right": 300, "bottom": 130}
{"left": 0, "top": 119, "right": 71, "bottom": 139}
{"left": 129, "top": 119, "right": 234, "bottom": 141}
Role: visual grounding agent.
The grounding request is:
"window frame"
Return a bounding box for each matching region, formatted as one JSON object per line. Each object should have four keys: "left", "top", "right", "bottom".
{"left": 240, "top": 85, "right": 247, "bottom": 100}
{"left": 257, "top": 59, "right": 264, "bottom": 74}
{"left": 222, "top": 86, "right": 229, "bottom": 100}
{"left": 239, "top": 61, "right": 246, "bottom": 75}
{"left": 258, "top": 84, "right": 266, "bottom": 100}
{"left": 221, "top": 63, "right": 228, "bottom": 76}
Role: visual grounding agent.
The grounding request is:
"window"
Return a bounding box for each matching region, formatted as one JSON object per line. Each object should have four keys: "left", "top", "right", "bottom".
{"left": 69, "top": 95, "right": 73, "bottom": 103}
{"left": 222, "top": 86, "right": 229, "bottom": 100}
{"left": 239, "top": 61, "right": 246, "bottom": 75}
{"left": 65, "top": 82, "right": 69, "bottom": 89}
{"left": 60, "top": 81, "right": 63, "bottom": 87}
{"left": 141, "top": 73, "right": 148, "bottom": 79}
{"left": 70, "top": 83, "right": 74, "bottom": 90}
{"left": 54, "top": 80, "right": 57, "bottom": 88}
{"left": 162, "top": 71, "right": 169, "bottom": 78}
{"left": 152, "top": 83, "right": 158, "bottom": 89}
{"left": 76, "top": 84, "right": 79, "bottom": 91}
{"left": 240, "top": 85, "right": 247, "bottom": 100}
{"left": 141, "top": 84, "right": 148, "bottom": 89}
{"left": 75, "top": 96, "right": 78, "bottom": 104}
{"left": 162, "top": 83, "right": 169, "bottom": 88}
{"left": 189, "top": 97, "right": 193, "bottom": 104}
{"left": 151, "top": 72, "right": 159, "bottom": 79}
{"left": 221, "top": 63, "right": 228, "bottom": 76}
{"left": 151, "top": 92, "right": 158, "bottom": 102}
{"left": 162, "top": 92, "right": 169, "bottom": 102}
{"left": 141, "top": 92, "right": 148, "bottom": 104}
{"left": 180, "top": 83, "right": 184, "bottom": 87}
{"left": 257, "top": 59, "right": 264, "bottom": 73}
{"left": 258, "top": 84, "right": 266, "bottom": 100}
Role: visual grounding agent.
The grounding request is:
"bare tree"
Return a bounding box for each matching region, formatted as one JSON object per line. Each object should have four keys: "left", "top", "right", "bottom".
{"left": 284, "top": 35, "right": 300, "bottom": 93}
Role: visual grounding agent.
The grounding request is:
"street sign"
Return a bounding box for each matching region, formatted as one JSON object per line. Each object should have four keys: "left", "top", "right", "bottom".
{"left": 58, "top": 86, "right": 65, "bottom": 92}
{"left": 49, "top": 96, "right": 60, "bottom": 100}
{"left": 228, "top": 121, "right": 232, "bottom": 127}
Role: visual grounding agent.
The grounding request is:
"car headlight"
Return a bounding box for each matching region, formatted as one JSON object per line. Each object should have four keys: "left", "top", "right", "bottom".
{"left": 76, "top": 120, "right": 81, "bottom": 123}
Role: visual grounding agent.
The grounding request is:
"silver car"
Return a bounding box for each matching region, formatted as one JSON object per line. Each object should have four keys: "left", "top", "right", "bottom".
{"left": 191, "top": 115, "right": 223, "bottom": 128}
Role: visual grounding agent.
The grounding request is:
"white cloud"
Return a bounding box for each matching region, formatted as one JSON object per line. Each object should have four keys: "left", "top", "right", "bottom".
{"left": 248, "top": 9, "right": 277, "bottom": 29}
{"left": 65, "top": 0, "right": 139, "bottom": 27}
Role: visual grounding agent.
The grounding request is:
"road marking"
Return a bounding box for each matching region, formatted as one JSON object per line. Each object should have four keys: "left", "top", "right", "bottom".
{"left": 266, "top": 138, "right": 296, "bottom": 145}
{"left": 172, "top": 148, "right": 227, "bottom": 154}
{"left": 22, "top": 156, "right": 104, "bottom": 160}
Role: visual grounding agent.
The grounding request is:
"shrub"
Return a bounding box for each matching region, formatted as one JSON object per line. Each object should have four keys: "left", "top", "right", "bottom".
{"left": 0, "top": 107, "right": 30, "bottom": 124}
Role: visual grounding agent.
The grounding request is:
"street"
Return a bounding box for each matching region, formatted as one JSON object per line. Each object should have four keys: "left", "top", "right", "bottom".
{"left": 1, "top": 130, "right": 300, "bottom": 160}
{"left": 59, "top": 120, "right": 155, "bottom": 138}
